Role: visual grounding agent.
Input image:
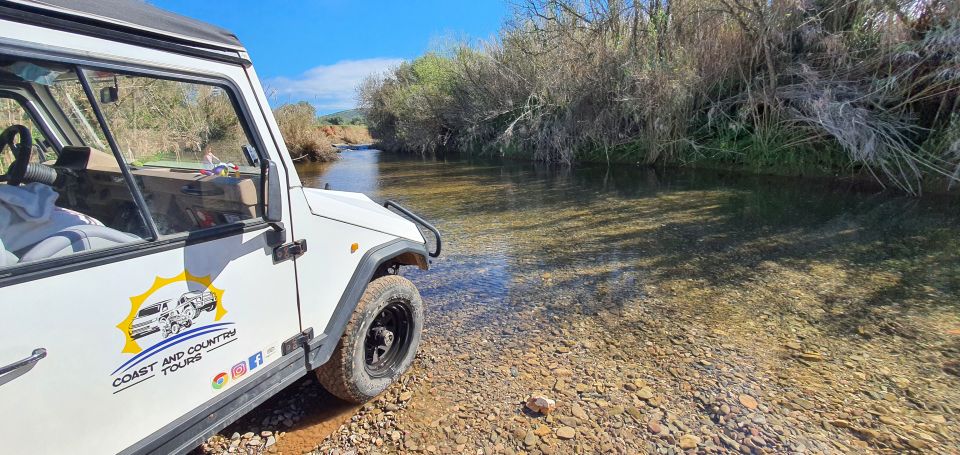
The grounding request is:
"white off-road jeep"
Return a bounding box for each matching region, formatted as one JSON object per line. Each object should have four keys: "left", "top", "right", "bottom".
{"left": 0, "top": 1, "right": 440, "bottom": 453}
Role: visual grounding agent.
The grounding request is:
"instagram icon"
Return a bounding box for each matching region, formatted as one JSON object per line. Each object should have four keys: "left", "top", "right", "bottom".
{"left": 230, "top": 362, "right": 247, "bottom": 379}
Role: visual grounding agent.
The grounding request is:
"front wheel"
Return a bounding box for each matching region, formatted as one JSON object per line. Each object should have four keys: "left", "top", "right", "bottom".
{"left": 316, "top": 275, "right": 423, "bottom": 403}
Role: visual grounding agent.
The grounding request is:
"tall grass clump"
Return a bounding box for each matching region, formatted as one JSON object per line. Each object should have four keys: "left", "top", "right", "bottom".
{"left": 361, "top": 0, "right": 960, "bottom": 194}
{"left": 274, "top": 102, "right": 337, "bottom": 162}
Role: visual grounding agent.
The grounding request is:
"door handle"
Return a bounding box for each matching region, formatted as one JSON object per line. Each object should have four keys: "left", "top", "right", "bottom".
{"left": 0, "top": 348, "right": 47, "bottom": 376}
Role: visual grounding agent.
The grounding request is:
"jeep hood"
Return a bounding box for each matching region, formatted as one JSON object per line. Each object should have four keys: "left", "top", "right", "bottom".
{"left": 299, "top": 188, "right": 425, "bottom": 243}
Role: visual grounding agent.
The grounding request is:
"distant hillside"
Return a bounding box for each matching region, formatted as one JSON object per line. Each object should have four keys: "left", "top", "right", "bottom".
{"left": 319, "top": 109, "right": 365, "bottom": 125}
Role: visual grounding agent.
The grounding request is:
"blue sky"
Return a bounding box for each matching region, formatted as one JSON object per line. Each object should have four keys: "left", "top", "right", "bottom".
{"left": 150, "top": 1, "right": 509, "bottom": 114}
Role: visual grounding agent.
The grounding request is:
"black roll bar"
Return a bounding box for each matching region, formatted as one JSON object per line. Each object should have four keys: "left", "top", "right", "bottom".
{"left": 383, "top": 200, "right": 442, "bottom": 258}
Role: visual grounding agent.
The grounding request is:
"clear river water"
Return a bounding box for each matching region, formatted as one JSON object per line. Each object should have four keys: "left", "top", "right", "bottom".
{"left": 213, "top": 149, "right": 960, "bottom": 454}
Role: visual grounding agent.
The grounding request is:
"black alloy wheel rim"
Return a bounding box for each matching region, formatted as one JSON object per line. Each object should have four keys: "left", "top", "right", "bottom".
{"left": 364, "top": 300, "right": 413, "bottom": 377}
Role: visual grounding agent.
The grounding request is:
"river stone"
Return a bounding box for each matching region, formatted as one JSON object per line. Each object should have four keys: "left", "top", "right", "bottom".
{"left": 523, "top": 431, "right": 538, "bottom": 447}
{"left": 738, "top": 394, "right": 758, "bottom": 410}
{"left": 571, "top": 403, "right": 589, "bottom": 420}
{"left": 637, "top": 387, "right": 654, "bottom": 400}
{"left": 678, "top": 434, "right": 701, "bottom": 449}
{"left": 526, "top": 395, "right": 557, "bottom": 415}
{"left": 648, "top": 421, "right": 663, "bottom": 434}
{"left": 829, "top": 419, "right": 850, "bottom": 428}
{"left": 558, "top": 416, "right": 579, "bottom": 427}
{"left": 799, "top": 351, "right": 824, "bottom": 361}
{"left": 879, "top": 415, "right": 901, "bottom": 426}
{"left": 556, "top": 427, "right": 576, "bottom": 440}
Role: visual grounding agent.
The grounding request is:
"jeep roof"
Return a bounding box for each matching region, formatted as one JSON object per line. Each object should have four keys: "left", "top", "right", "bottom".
{"left": 0, "top": 0, "right": 246, "bottom": 62}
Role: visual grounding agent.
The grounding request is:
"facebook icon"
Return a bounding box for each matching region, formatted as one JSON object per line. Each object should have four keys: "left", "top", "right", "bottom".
{"left": 248, "top": 351, "right": 263, "bottom": 370}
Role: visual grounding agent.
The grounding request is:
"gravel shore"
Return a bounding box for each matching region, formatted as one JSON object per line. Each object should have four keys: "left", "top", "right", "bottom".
{"left": 200, "top": 258, "right": 959, "bottom": 454}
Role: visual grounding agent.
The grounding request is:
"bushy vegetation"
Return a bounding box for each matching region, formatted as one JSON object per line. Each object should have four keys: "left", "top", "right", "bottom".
{"left": 361, "top": 0, "right": 960, "bottom": 194}
{"left": 274, "top": 102, "right": 338, "bottom": 162}
{"left": 274, "top": 103, "right": 373, "bottom": 162}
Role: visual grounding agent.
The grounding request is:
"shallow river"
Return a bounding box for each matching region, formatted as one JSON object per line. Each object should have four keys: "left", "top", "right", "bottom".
{"left": 209, "top": 149, "right": 960, "bottom": 454}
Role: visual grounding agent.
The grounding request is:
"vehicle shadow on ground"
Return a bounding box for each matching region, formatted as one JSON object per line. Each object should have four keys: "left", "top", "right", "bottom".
{"left": 197, "top": 375, "right": 359, "bottom": 455}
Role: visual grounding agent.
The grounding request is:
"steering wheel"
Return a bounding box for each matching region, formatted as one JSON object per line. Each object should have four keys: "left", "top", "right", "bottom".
{"left": 0, "top": 124, "right": 33, "bottom": 186}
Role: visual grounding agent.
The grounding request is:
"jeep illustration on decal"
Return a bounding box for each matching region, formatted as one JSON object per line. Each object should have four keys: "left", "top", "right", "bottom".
{"left": 110, "top": 271, "right": 238, "bottom": 394}
{"left": 129, "top": 291, "right": 218, "bottom": 339}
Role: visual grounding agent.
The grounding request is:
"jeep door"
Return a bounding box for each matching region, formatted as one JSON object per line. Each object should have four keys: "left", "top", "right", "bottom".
{"left": 0, "top": 29, "right": 300, "bottom": 454}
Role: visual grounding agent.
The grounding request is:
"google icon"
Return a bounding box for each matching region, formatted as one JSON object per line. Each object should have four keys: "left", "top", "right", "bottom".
{"left": 212, "top": 372, "right": 228, "bottom": 390}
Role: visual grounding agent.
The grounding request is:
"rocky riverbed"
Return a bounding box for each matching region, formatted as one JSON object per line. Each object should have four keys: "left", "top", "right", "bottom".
{"left": 199, "top": 152, "right": 960, "bottom": 454}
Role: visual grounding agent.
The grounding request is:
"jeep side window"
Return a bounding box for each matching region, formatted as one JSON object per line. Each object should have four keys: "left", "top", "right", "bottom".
{"left": 82, "top": 69, "right": 263, "bottom": 235}
{"left": 0, "top": 59, "right": 149, "bottom": 269}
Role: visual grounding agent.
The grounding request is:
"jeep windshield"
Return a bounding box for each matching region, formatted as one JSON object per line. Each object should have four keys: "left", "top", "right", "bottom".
{"left": 136, "top": 304, "right": 162, "bottom": 317}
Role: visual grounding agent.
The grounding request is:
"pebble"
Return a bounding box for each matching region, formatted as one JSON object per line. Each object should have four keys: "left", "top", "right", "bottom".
{"left": 526, "top": 395, "right": 557, "bottom": 415}
{"left": 533, "top": 425, "right": 552, "bottom": 437}
{"left": 571, "top": 403, "right": 589, "bottom": 420}
{"left": 648, "top": 421, "right": 663, "bottom": 434}
{"left": 636, "top": 387, "right": 654, "bottom": 400}
{"left": 738, "top": 394, "right": 758, "bottom": 410}
{"left": 798, "top": 351, "right": 824, "bottom": 361}
{"left": 555, "top": 427, "right": 576, "bottom": 440}
{"left": 523, "top": 431, "right": 538, "bottom": 447}
{"left": 678, "top": 434, "right": 701, "bottom": 449}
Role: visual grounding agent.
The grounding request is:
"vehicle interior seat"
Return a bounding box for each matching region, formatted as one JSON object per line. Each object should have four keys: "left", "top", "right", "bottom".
{"left": 0, "top": 181, "right": 140, "bottom": 265}
{"left": 18, "top": 224, "right": 140, "bottom": 262}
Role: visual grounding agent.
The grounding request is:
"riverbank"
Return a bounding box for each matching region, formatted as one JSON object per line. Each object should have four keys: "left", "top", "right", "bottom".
{"left": 274, "top": 101, "right": 372, "bottom": 162}
{"left": 198, "top": 150, "right": 960, "bottom": 454}
{"left": 360, "top": 0, "right": 959, "bottom": 195}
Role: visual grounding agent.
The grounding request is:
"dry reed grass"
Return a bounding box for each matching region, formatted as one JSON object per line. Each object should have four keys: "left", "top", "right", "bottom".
{"left": 361, "top": 0, "right": 960, "bottom": 194}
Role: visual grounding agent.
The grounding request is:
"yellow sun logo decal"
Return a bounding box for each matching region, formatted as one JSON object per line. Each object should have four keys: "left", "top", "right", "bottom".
{"left": 116, "top": 271, "right": 226, "bottom": 354}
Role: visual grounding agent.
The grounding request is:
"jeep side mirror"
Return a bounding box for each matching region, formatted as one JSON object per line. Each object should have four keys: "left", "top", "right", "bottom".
{"left": 266, "top": 159, "right": 283, "bottom": 223}
{"left": 99, "top": 86, "right": 118, "bottom": 104}
{"left": 242, "top": 144, "right": 260, "bottom": 167}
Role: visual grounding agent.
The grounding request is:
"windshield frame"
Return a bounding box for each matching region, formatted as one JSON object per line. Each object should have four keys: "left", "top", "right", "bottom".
{"left": 0, "top": 88, "right": 64, "bottom": 156}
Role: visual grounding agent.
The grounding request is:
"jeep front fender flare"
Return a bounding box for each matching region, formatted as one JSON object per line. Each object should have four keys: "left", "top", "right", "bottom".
{"left": 305, "top": 238, "right": 429, "bottom": 370}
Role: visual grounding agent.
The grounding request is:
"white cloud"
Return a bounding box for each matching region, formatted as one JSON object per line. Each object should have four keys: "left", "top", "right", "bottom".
{"left": 265, "top": 58, "right": 404, "bottom": 113}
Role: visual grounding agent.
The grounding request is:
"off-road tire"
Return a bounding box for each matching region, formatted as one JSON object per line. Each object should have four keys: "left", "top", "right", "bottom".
{"left": 315, "top": 275, "right": 423, "bottom": 403}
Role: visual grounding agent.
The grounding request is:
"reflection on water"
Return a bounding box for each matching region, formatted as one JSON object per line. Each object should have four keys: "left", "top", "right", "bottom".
{"left": 296, "top": 150, "right": 960, "bottom": 452}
